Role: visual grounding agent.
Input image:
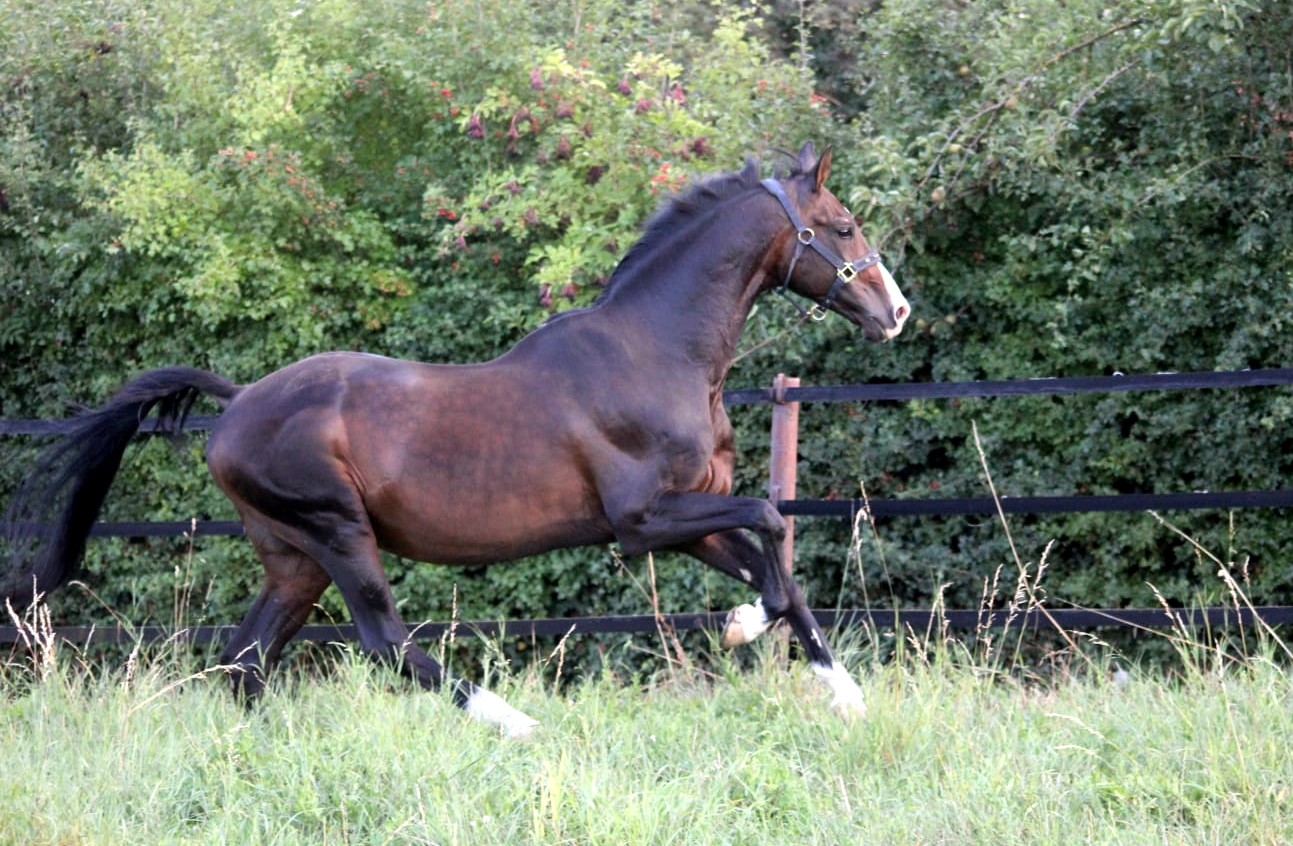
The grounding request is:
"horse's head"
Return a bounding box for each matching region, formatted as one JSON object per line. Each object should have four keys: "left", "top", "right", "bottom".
{"left": 765, "top": 143, "right": 910, "bottom": 342}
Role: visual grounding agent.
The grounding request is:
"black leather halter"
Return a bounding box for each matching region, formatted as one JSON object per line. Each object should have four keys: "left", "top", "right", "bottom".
{"left": 762, "top": 178, "right": 881, "bottom": 321}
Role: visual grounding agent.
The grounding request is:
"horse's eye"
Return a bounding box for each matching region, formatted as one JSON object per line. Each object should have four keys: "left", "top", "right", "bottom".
{"left": 836, "top": 226, "right": 854, "bottom": 239}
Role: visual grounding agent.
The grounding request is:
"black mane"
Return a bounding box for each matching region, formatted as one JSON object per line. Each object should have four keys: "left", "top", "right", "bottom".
{"left": 600, "top": 158, "right": 768, "bottom": 295}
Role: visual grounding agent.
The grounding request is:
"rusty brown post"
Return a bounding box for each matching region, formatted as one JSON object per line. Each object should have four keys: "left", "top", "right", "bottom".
{"left": 768, "top": 373, "right": 800, "bottom": 575}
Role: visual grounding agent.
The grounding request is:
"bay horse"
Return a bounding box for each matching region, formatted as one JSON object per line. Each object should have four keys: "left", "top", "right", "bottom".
{"left": 2, "top": 143, "right": 908, "bottom": 736}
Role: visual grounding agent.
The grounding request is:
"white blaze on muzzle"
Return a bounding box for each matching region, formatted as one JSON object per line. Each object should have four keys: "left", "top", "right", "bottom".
{"left": 878, "top": 262, "right": 910, "bottom": 338}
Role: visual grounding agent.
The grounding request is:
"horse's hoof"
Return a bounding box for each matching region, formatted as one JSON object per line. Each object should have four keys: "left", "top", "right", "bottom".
{"left": 814, "top": 661, "right": 867, "bottom": 720}
{"left": 504, "top": 718, "right": 539, "bottom": 741}
{"left": 832, "top": 694, "right": 867, "bottom": 721}
{"left": 468, "top": 687, "right": 539, "bottom": 739}
{"left": 720, "top": 603, "right": 758, "bottom": 649}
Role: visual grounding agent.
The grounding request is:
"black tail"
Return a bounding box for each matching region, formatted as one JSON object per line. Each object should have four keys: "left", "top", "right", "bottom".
{"left": 2, "top": 367, "right": 240, "bottom": 612}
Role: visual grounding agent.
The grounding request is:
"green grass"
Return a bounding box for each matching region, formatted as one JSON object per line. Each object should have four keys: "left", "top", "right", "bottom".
{"left": 4, "top": 625, "right": 1293, "bottom": 846}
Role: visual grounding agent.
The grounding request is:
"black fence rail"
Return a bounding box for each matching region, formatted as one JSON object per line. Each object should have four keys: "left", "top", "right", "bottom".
{"left": 7, "top": 367, "right": 1293, "bottom": 437}
{"left": 3, "top": 366, "right": 1292, "bottom": 646}
{"left": 8, "top": 484, "right": 1284, "bottom": 542}
{"left": 723, "top": 366, "right": 1293, "bottom": 405}
{"left": 7, "top": 605, "right": 1293, "bottom": 649}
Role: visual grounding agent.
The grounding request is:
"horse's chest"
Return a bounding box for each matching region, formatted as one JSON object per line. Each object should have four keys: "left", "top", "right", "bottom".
{"left": 593, "top": 390, "right": 733, "bottom": 492}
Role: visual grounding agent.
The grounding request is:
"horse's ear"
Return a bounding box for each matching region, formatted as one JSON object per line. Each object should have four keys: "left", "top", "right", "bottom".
{"left": 796, "top": 142, "right": 816, "bottom": 173}
{"left": 813, "top": 146, "right": 832, "bottom": 192}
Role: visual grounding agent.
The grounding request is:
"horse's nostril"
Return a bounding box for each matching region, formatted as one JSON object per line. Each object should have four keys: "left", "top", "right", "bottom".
{"left": 894, "top": 303, "right": 910, "bottom": 324}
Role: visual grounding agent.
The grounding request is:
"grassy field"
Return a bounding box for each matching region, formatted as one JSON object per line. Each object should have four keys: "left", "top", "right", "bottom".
{"left": 4, "top": 612, "right": 1293, "bottom": 846}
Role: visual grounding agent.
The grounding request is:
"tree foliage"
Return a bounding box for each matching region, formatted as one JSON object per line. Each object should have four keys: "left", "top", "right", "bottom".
{"left": 2, "top": 0, "right": 1290, "bottom": 655}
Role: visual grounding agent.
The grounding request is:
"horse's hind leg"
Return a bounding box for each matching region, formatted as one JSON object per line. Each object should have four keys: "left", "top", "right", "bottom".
{"left": 221, "top": 519, "right": 332, "bottom": 700}
{"left": 213, "top": 424, "right": 536, "bottom": 737}
{"left": 288, "top": 515, "right": 539, "bottom": 738}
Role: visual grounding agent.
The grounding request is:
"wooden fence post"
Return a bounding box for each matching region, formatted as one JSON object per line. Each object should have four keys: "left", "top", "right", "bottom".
{"left": 768, "top": 373, "right": 800, "bottom": 575}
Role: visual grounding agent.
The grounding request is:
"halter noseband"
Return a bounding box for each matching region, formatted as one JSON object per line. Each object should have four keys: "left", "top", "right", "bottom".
{"left": 762, "top": 178, "right": 881, "bottom": 321}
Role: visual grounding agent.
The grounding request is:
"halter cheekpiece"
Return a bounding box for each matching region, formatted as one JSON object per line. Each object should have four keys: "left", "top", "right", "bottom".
{"left": 761, "top": 178, "right": 881, "bottom": 321}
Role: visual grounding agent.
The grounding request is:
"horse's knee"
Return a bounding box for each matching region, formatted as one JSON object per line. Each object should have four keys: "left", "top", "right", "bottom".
{"left": 606, "top": 502, "right": 655, "bottom": 556}
{"left": 754, "top": 500, "right": 787, "bottom": 539}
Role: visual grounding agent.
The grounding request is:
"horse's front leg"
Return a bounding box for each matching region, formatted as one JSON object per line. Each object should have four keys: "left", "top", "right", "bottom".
{"left": 609, "top": 492, "right": 866, "bottom": 717}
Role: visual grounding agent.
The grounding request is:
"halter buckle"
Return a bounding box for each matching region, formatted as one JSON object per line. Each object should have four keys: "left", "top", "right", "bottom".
{"left": 836, "top": 262, "right": 857, "bottom": 283}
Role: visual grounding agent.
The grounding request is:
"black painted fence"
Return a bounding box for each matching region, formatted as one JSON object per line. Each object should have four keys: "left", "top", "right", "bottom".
{"left": 3, "top": 367, "right": 1292, "bottom": 646}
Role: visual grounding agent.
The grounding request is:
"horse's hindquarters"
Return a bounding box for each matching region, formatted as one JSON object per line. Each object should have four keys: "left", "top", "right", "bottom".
{"left": 215, "top": 353, "right": 611, "bottom": 565}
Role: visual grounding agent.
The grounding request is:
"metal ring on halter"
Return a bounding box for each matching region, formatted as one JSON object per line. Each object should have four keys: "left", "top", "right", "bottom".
{"left": 797, "top": 228, "right": 815, "bottom": 246}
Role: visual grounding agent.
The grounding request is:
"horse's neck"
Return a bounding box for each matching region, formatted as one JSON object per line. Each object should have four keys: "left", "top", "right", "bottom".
{"left": 597, "top": 197, "right": 781, "bottom": 379}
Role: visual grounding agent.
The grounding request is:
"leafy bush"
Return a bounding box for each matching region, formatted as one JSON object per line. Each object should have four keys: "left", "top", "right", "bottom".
{"left": 2, "top": 0, "right": 1291, "bottom": 662}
